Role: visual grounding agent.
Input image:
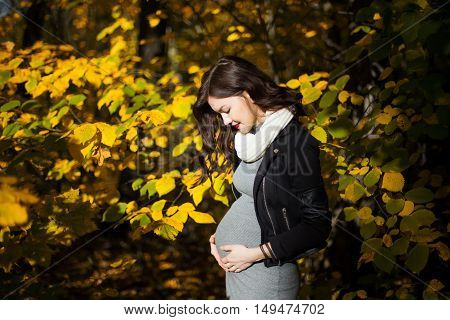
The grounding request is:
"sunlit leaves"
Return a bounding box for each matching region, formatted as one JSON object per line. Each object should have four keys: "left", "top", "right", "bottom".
{"left": 363, "top": 168, "right": 381, "bottom": 187}
{"left": 188, "top": 211, "right": 215, "bottom": 224}
{"left": 381, "top": 172, "right": 405, "bottom": 192}
{"left": 0, "top": 100, "right": 20, "bottom": 112}
{"left": 141, "top": 109, "right": 171, "bottom": 126}
{"left": 74, "top": 123, "right": 97, "bottom": 144}
{"left": 0, "top": 176, "right": 39, "bottom": 227}
{"left": 311, "top": 126, "right": 327, "bottom": 143}
{"left": 155, "top": 175, "right": 176, "bottom": 197}
{"left": 301, "top": 87, "right": 322, "bottom": 105}
{"left": 171, "top": 95, "right": 195, "bottom": 119}
{"left": 344, "top": 181, "right": 366, "bottom": 203}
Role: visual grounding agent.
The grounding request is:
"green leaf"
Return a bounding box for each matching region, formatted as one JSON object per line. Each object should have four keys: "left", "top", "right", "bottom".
{"left": 0, "top": 70, "right": 11, "bottom": 85}
{"left": 132, "top": 178, "right": 144, "bottom": 191}
{"left": 301, "top": 87, "right": 322, "bottom": 105}
{"left": 123, "top": 85, "right": 136, "bottom": 97}
{"left": 363, "top": 169, "right": 381, "bottom": 187}
{"left": 69, "top": 94, "right": 86, "bottom": 106}
{"left": 338, "top": 175, "right": 355, "bottom": 191}
{"left": 405, "top": 244, "right": 429, "bottom": 273}
{"left": 344, "top": 207, "right": 358, "bottom": 221}
{"left": 405, "top": 187, "right": 434, "bottom": 203}
{"left": 319, "top": 90, "right": 338, "bottom": 109}
{"left": 400, "top": 215, "right": 420, "bottom": 234}
{"left": 373, "top": 247, "right": 395, "bottom": 274}
{"left": 102, "top": 203, "right": 127, "bottom": 222}
{"left": 386, "top": 216, "right": 397, "bottom": 228}
{"left": 1, "top": 100, "right": 20, "bottom": 112}
{"left": 410, "top": 209, "right": 436, "bottom": 226}
{"left": 335, "top": 75, "right": 350, "bottom": 90}
{"left": 328, "top": 117, "right": 353, "bottom": 139}
{"left": 391, "top": 236, "right": 409, "bottom": 255}
{"left": 386, "top": 198, "right": 405, "bottom": 215}
{"left": 360, "top": 220, "right": 376, "bottom": 239}
{"left": 140, "top": 180, "right": 157, "bottom": 198}
{"left": 2, "top": 123, "right": 22, "bottom": 137}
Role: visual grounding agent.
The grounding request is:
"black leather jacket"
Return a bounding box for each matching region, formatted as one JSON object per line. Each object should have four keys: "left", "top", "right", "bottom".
{"left": 231, "top": 118, "right": 332, "bottom": 267}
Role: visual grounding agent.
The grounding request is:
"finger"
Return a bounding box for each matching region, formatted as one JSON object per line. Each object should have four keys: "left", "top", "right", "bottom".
{"left": 220, "top": 245, "right": 232, "bottom": 252}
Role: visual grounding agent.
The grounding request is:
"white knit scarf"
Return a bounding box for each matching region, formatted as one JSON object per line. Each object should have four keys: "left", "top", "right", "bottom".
{"left": 234, "top": 107, "right": 294, "bottom": 162}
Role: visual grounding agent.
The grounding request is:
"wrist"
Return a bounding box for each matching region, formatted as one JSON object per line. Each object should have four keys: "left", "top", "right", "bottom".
{"left": 251, "top": 246, "right": 265, "bottom": 262}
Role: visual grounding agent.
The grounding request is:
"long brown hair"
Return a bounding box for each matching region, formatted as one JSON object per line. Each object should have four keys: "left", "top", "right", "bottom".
{"left": 192, "top": 55, "right": 301, "bottom": 186}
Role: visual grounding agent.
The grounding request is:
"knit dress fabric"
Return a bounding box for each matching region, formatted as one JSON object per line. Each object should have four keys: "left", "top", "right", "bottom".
{"left": 214, "top": 150, "right": 299, "bottom": 300}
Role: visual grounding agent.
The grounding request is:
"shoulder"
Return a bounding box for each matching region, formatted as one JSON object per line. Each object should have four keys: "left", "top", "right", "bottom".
{"left": 283, "top": 119, "right": 321, "bottom": 153}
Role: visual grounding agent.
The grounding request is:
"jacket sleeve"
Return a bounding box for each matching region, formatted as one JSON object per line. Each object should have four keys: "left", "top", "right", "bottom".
{"left": 267, "top": 130, "right": 332, "bottom": 263}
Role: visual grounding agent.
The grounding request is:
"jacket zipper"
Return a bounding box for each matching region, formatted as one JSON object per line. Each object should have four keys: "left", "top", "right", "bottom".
{"left": 282, "top": 207, "right": 291, "bottom": 230}
{"left": 262, "top": 176, "right": 281, "bottom": 265}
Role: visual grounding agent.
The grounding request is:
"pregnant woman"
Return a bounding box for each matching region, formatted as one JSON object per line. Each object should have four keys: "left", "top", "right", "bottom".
{"left": 192, "top": 55, "right": 332, "bottom": 299}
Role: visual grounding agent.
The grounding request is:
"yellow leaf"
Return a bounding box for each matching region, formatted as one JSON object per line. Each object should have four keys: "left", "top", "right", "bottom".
{"left": 315, "top": 80, "right": 328, "bottom": 91}
{"left": 151, "top": 210, "right": 163, "bottom": 221}
{"left": 0, "top": 202, "right": 28, "bottom": 227}
{"left": 178, "top": 202, "right": 195, "bottom": 213}
{"left": 155, "top": 136, "right": 168, "bottom": 148}
{"left": 374, "top": 216, "right": 385, "bottom": 226}
{"left": 382, "top": 172, "right": 405, "bottom": 192}
{"left": 151, "top": 199, "right": 167, "bottom": 212}
{"left": 311, "top": 126, "right": 327, "bottom": 143}
{"left": 338, "top": 90, "right": 350, "bottom": 103}
{"left": 376, "top": 113, "right": 392, "bottom": 125}
{"left": 74, "top": 123, "right": 97, "bottom": 144}
{"left": 173, "top": 142, "right": 188, "bottom": 157}
{"left": 190, "top": 183, "right": 210, "bottom": 206}
{"left": 188, "top": 65, "right": 199, "bottom": 74}
{"left": 350, "top": 94, "right": 364, "bottom": 105}
{"left": 155, "top": 176, "right": 175, "bottom": 196}
{"left": 188, "top": 211, "right": 215, "bottom": 224}
{"left": 149, "top": 17, "right": 160, "bottom": 28}
{"left": 96, "top": 122, "right": 117, "bottom": 147}
{"left": 163, "top": 217, "right": 184, "bottom": 232}
{"left": 172, "top": 96, "right": 194, "bottom": 119}
{"left": 144, "top": 109, "right": 171, "bottom": 126}
{"left": 166, "top": 206, "right": 178, "bottom": 216}
{"left": 305, "top": 30, "right": 317, "bottom": 38}
{"left": 301, "top": 87, "right": 322, "bottom": 105}
{"left": 80, "top": 140, "right": 96, "bottom": 158}
{"left": 213, "top": 193, "right": 229, "bottom": 206}
{"left": 171, "top": 210, "right": 188, "bottom": 224}
{"left": 358, "top": 207, "right": 373, "bottom": 219}
{"left": 286, "top": 79, "right": 300, "bottom": 89}
{"left": 399, "top": 200, "right": 414, "bottom": 216}
{"left": 85, "top": 69, "right": 102, "bottom": 88}
{"left": 344, "top": 181, "right": 366, "bottom": 203}
{"left": 373, "top": 12, "right": 382, "bottom": 21}
{"left": 213, "top": 174, "right": 226, "bottom": 195}
{"left": 227, "top": 32, "right": 240, "bottom": 42}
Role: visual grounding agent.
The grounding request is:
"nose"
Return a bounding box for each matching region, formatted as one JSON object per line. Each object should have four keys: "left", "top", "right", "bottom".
{"left": 221, "top": 113, "right": 233, "bottom": 126}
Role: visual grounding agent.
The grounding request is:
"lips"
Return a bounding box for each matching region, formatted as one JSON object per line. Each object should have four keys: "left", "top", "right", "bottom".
{"left": 232, "top": 123, "right": 240, "bottom": 129}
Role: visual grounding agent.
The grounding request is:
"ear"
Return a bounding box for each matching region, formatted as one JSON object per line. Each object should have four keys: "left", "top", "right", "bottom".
{"left": 242, "top": 90, "right": 254, "bottom": 104}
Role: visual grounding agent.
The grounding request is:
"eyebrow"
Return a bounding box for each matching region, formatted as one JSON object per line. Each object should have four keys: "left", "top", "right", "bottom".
{"left": 219, "top": 105, "right": 226, "bottom": 112}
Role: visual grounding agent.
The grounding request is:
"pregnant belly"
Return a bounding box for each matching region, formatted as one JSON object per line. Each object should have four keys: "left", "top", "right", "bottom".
{"left": 215, "top": 198, "right": 261, "bottom": 258}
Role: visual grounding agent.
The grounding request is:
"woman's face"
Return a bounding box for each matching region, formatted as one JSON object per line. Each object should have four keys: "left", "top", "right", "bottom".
{"left": 208, "top": 91, "right": 266, "bottom": 134}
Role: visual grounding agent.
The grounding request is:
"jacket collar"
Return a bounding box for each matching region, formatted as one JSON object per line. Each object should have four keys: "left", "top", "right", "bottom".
{"left": 252, "top": 118, "right": 297, "bottom": 200}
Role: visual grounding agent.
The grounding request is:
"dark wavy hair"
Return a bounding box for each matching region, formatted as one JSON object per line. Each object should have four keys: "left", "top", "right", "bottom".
{"left": 192, "top": 55, "right": 302, "bottom": 186}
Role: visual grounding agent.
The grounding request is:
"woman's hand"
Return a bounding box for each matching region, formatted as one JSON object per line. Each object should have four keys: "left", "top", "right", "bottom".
{"left": 220, "top": 244, "right": 258, "bottom": 273}
{"left": 209, "top": 233, "right": 227, "bottom": 271}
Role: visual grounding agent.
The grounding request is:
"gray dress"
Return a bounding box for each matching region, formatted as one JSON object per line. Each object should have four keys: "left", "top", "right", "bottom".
{"left": 215, "top": 156, "right": 300, "bottom": 300}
